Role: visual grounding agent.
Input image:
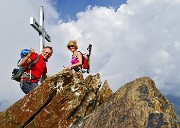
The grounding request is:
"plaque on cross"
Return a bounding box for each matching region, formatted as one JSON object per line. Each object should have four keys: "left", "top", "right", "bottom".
{"left": 30, "top": 6, "right": 51, "bottom": 53}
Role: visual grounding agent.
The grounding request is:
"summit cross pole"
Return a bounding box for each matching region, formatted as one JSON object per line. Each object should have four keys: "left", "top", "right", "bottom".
{"left": 30, "top": 6, "right": 51, "bottom": 53}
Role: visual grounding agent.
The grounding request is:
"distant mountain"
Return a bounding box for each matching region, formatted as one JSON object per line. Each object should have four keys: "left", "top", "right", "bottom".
{"left": 173, "top": 105, "right": 180, "bottom": 120}
{"left": 0, "top": 100, "right": 9, "bottom": 112}
{"left": 166, "top": 94, "right": 180, "bottom": 120}
{"left": 166, "top": 94, "right": 180, "bottom": 106}
{"left": 0, "top": 100, "right": 14, "bottom": 112}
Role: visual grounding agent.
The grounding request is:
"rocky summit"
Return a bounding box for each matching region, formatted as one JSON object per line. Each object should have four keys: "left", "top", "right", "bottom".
{"left": 0, "top": 69, "right": 179, "bottom": 128}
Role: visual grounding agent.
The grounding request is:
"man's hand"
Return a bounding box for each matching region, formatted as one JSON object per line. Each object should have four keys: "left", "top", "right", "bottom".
{"left": 28, "top": 48, "right": 35, "bottom": 56}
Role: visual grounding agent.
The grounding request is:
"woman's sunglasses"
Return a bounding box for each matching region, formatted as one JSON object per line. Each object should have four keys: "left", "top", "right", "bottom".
{"left": 68, "top": 45, "right": 75, "bottom": 48}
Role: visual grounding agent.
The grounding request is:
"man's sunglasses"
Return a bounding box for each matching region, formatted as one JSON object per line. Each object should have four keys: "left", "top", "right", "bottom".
{"left": 68, "top": 45, "right": 75, "bottom": 48}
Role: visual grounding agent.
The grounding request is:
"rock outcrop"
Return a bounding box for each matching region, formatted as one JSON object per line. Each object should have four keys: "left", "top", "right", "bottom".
{"left": 0, "top": 69, "right": 179, "bottom": 128}
{"left": 76, "top": 77, "right": 180, "bottom": 128}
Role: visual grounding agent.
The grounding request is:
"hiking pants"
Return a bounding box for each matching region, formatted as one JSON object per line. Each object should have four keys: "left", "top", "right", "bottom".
{"left": 20, "top": 80, "right": 38, "bottom": 94}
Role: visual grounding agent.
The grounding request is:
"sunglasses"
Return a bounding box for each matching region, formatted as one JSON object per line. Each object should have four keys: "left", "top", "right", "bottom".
{"left": 68, "top": 45, "right": 75, "bottom": 48}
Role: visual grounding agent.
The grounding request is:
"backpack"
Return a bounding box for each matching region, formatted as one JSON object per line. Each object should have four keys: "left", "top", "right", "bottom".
{"left": 11, "top": 49, "right": 39, "bottom": 82}
{"left": 82, "top": 53, "right": 89, "bottom": 69}
{"left": 78, "top": 44, "right": 92, "bottom": 73}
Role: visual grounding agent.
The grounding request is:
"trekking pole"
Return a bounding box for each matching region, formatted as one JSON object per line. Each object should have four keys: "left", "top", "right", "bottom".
{"left": 87, "top": 44, "right": 92, "bottom": 73}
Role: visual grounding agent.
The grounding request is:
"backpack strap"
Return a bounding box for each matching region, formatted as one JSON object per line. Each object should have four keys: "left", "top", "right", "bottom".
{"left": 17, "top": 58, "right": 22, "bottom": 67}
{"left": 77, "top": 51, "right": 84, "bottom": 64}
{"left": 74, "top": 51, "right": 80, "bottom": 58}
{"left": 21, "top": 54, "right": 39, "bottom": 80}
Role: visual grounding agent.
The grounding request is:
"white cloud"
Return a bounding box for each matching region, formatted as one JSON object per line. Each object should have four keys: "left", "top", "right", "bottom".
{"left": 0, "top": 0, "right": 180, "bottom": 107}
{"left": 60, "top": 0, "right": 180, "bottom": 96}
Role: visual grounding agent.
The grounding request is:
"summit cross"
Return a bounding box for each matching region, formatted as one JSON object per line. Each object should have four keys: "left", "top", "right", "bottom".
{"left": 30, "top": 6, "right": 51, "bottom": 53}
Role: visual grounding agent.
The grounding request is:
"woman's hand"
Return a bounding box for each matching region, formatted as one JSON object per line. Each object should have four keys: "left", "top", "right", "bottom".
{"left": 67, "top": 65, "right": 73, "bottom": 70}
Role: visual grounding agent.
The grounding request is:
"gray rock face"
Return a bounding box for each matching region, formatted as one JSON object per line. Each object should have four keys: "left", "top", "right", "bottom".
{"left": 0, "top": 70, "right": 179, "bottom": 128}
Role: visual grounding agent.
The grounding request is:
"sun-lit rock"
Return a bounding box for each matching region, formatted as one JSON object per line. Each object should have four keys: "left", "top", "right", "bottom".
{"left": 0, "top": 70, "right": 179, "bottom": 128}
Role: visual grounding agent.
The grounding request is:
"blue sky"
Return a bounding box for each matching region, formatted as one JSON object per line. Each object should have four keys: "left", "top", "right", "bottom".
{"left": 0, "top": 0, "right": 180, "bottom": 111}
{"left": 54, "top": 0, "right": 127, "bottom": 21}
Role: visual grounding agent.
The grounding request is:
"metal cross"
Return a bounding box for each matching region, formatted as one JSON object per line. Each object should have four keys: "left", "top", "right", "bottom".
{"left": 30, "top": 6, "right": 51, "bottom": 53}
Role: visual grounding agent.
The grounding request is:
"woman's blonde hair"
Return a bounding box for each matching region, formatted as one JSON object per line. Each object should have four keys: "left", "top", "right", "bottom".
{"left": 67, "top": 40, "right": 78, "bottom": 49}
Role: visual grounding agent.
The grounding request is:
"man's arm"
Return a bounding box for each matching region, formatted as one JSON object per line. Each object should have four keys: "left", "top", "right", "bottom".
{"left": 18, "top": 55, "right": 31, "bottom": 68}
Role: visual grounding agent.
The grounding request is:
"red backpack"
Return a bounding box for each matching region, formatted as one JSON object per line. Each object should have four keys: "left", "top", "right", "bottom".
{"left": 77, "top": 44, "right": 92, "bottom": 73}
{"left": 82, "top": 53, "right": 89, "bottom": 69}
{"left": 83, "top": 44, "right": 92, "bottom": 73}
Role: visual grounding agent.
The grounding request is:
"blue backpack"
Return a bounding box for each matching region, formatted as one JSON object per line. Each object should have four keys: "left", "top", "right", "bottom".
{"left": 11, "top": 49, "right": 39, "bottom": 82}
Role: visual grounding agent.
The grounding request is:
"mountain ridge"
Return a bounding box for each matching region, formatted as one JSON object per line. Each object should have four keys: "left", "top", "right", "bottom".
{"left": 0, "top": 69, "right": 179, "bottom": 128}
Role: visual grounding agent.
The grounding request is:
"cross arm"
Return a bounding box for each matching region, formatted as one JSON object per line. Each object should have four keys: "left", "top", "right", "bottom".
{"left": 30, "top": 17, "right": 51, "bottom": 42}
{"left": 30, "top": 17, "right": 41, "bottom": 33}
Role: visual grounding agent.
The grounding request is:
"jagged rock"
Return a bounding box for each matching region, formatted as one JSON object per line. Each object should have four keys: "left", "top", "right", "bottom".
{"left": 0, "top": 69, "right": 73, "bottom": 127}
{"left": 0, "top": 70, "right": 179, "bottom": 128}
{"left": 83, "top": 80, "right": 113, "bottom": 117}
{"left": 97, "top": 80, "right": 113, "bottom": 106}
{"left": 75, "top": 77, "right": 179, "bottom": 128}
{"left": 0, "top": 69, "right": 104, "bottom": 128}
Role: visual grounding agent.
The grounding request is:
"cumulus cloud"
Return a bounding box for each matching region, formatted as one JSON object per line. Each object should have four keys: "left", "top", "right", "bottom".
{"left": 55, "top": 0, "right": 180, "bottom": 96}
{"left": 0, "top": 0, "right": 180, "bottom": 105}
